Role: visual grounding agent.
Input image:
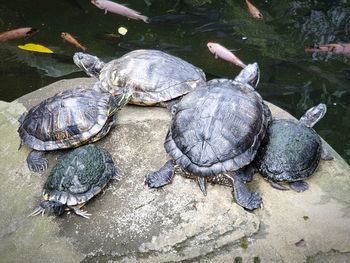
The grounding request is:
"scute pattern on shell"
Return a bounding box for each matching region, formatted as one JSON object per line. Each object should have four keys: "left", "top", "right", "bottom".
{"left": 43, "top": 145, "right": 117, "bottom": 206}
{"left": 165, "top": 79, "right": 271, "bottom": 176}
{"left": 99, "top": 49, "right": 206, "bottom": 105}
{"left": 18, "top": 88, "right": 113, "bottom": 151}
{"left": 255, "top": 119, "right": 322, "bottom": 182}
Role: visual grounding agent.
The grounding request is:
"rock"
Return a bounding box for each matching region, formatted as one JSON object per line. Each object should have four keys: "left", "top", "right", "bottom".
{"left": 0, "top": 78, "right": 349, "bottom": 262}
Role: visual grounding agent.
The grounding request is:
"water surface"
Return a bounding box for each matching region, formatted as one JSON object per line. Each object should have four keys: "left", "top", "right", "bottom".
{"left": 0, "top": 0, "right": 349, "bottom": 163}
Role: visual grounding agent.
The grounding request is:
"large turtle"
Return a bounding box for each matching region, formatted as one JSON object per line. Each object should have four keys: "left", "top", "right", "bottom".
{"left": 73, "top": 49, "right": 206, "bottom": 108}
{"left": 29, "top": 144, "right": 120, "bottom": 218}
{"left": 145, "top": 63, "right": 271, "bottom": 210}
{"left": 254, "top": 103, "right": 333, "bottom": 192}
{"left": 18, "top": 87, "right": 131, "bottom": 173}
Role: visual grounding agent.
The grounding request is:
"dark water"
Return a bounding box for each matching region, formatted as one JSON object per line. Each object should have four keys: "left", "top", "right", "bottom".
{"left": 1, "top": 0, "right": 350, "bottom": 163}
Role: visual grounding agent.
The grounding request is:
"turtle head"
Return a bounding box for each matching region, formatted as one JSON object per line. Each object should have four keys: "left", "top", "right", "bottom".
{"left": 29, "top": 200, "right": 65, "bottom": 217}
{"left": 73, "top": 52, "right": 105, "bottom": 78}
{"left": 234, "top": 62, "right": 260, "bottom": 89}
{"left": 299, "top": 103, "right": 327, "bottom": 128}
{"left": 109, "top": 88, "right": 133, "bottom": 114}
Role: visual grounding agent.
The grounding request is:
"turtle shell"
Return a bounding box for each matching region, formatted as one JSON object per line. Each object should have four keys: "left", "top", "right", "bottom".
{"left": 255, "top": 119, "right": 322, "bottom": 182}
{"left": 165, "top": 79, "right": 271, "bottom": 176}
{"left": 18, "top": 87, "right": 113, "bottom": 151}
{"left": 99, "top": 49, "right": 206, "bottom": 105}
{"left": 42, "top": 145, "right": 118, "bottom": 206}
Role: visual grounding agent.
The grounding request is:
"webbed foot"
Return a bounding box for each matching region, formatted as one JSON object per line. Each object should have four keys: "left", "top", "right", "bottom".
{"left": 234, "top": 179, "right": 262, "bottom": 210}
{"left": 27, "top": 150, "right": 48, "bottom": 172}
{"left": 290, "top": 181, "right": 309, "bottom": 192}
{"left": 228, "top": 168, "right": 262, "bottom": 210}
{"left": 145, "top": 160, "right": 175, "bottom": 188}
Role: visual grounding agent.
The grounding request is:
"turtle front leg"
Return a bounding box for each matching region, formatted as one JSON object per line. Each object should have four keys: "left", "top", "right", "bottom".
{"left": 289, "top": 181, "right": 309, "bottom": 192}
{"left": 27, "top": 150, "right": 48, "bottom": 172}
{"left": 226, "top": 167, "right": 262, "bottom": 210}
{"left": 145, "top": 160, "right": 175, "bottom": 188}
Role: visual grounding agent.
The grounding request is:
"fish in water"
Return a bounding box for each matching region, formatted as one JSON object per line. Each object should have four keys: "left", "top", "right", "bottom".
{"left": 192, "top": 21, "right": 244, "bottom": 34}
{"left": 305, "top": 43, "right": 350, "bottom": 56}
{"left": 207, "top": 42, "right": 247, "bottom": 68}
{"left": 91, "top": 0, "right": 149, "bottom": 23}
{"left": 61, "top": 32, "right": 86, "bottom": 51}
{"left": 245, "top": 0, "right": 263, "bottom": 20}
{"left": 0, "top": 27, "right": 38, "bottom": 42}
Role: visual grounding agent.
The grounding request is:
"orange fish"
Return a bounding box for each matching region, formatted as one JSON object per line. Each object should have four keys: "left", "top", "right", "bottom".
{"left": 305, "top": 43, "right": 350, "bottom": 55}
{"left": 61, "top": 32, "right": 86, "bottom": 51}
{"left": 245, "top": 0, "right": 263, "bottom": 20}
{"left": 0, "top": 27, "right": 38, "bottom": 42}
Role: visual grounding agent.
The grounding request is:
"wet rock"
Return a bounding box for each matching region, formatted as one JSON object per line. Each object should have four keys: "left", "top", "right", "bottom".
{"left": 0, "top": 78, "right": 349, "bottom": 262}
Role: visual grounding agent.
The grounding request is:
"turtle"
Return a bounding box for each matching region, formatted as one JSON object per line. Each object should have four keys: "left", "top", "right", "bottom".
{"left": 29, "top": 144, "right": 120, "bottom": 218}
{"left": 254, "top": 103, "right": 333, "bottom": 192}
{"left": 145, "top": 63, "right": 271, "bottom": 210}
{"left": 18, "top": 87, "right": 131, "bottom": 173}
{"left": 73, "top": 49, "right": 206, "bottom": 109}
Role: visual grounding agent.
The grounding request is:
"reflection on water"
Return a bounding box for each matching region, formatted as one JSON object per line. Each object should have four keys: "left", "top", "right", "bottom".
{"left": 0, "top": 0, "right": 349, "bottom": 163}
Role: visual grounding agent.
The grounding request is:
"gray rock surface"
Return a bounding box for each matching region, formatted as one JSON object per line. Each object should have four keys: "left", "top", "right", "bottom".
{"left": 0, "top": 78, "right": 349, "bottom": 263}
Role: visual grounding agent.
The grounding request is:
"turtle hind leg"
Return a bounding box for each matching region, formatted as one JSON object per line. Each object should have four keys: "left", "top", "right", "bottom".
{"left": 145, "top": 160, "right": 175, "bottom": 188}
{"left": 270, "top": 182, "right": 289, "bottom": 191}
{"left": 227, "top": 168, "right": 262, "bottom": 211}
{"left": 321, "top": 145, "right": 333, "bottom": 161}
{"left": 70, "top": 206, "right": 91, "bottom": 219}
{"left": 239, "top": 165, "right": 256, "bottom": 182}
{"left": 27, "top": 150, "right": 48, "bottom": 172}
{"left": 290, "top": 181, "right": 309, "bottom": 192}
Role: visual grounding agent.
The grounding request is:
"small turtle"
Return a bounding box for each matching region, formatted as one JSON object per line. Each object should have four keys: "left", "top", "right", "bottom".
{"left": 29, "top": 145, "right": 120, "bottom": 218}
{"left": 254, "top": 103, "right": 333, "bottom": 192}
{"left": 18, "top": 87, "right": 131, "bottom": 172}
{"left": 145, "top": 63, "right": 271, "bottom": 210}
{"left": 73, "top": 49, "right": 206, "bottom": 109}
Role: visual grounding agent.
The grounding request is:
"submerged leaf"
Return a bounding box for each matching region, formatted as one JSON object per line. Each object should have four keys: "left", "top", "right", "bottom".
{"left": 18, "top": 43, "right": 54, "bottom": 54}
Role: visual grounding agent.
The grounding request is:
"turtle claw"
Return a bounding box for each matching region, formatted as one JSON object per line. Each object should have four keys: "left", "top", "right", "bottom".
{"left": 77, "top": 211, "right": 91, "bottom": 219}
{"left": 71, "top": 207, "right": 91, "bottom": 219}
{"left": 27, "top": 150, "right": 48, "bottom": 173}
{"left": 29, "top": 206, "right": 45, "bottom": 217}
